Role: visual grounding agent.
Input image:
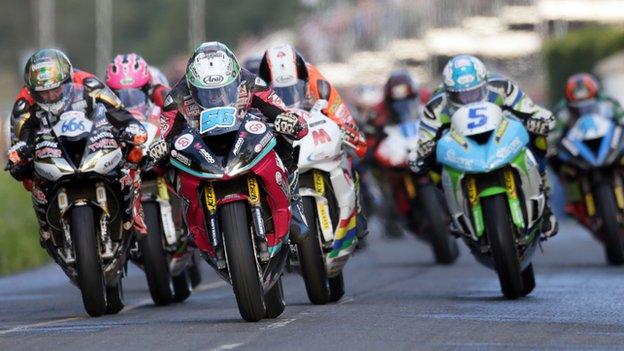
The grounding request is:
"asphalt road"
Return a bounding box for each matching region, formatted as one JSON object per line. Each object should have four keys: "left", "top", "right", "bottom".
{"left": 1, "top": 219, "right": 624, "bottom": 351}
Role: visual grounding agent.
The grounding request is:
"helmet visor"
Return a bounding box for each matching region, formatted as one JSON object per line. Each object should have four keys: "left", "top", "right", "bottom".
{"left": 191, "top": 80, "right": 239, "bottom": 109}
{"left": 273, "top": 81, "right": 306, "bottom": 108}
{"left": 34, "top": 84, "right": 67, "bottom": 104}
{"left": 448, "top": 85, "right": 487, "bottom": 105}
{"left": 116, "top": 88, "right": 149, "bottom": 110}
{"left": 391, "top": 99, "right": 420, "bottom": 123}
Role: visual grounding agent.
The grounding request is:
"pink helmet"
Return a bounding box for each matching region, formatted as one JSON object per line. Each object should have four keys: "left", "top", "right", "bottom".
{"left": 105, "top": 53, "right": 151, "bottom": 90}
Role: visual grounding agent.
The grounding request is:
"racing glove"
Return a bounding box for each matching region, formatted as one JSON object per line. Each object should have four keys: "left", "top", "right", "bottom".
{"left": 340, "top": 122, "right": 368, "bottom": 158}
{"left": 526, "top": 110, "right": 555, "bottom": 136}
{"left": 6, "top": 141, "right": 34, "bottom": 181}
{"left": 274, "top": 111, "right": 308, "bottom": 139}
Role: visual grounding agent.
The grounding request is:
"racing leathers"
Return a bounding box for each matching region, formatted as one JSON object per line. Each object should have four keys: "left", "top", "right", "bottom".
{"left": 305, "top": 63, "right": 369, "bottom": 239}
{"left": 158, "top": 69, "right": 310, "bottom": 243}
{"left": 415, "top": 75, "right": 558, "bottom": 238}
{"left": 7, "top": 71, "right": 148, "bottom": 238}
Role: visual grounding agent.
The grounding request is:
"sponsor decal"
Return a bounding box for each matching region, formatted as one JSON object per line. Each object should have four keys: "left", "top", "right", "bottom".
{"left": 89, "top": 131, "right": 114, "bottom": 143}
{"left": 233, "top": 137, "right": 244, "bottom": 155}
{"left": 244, "top": 120, "right": 266, "bottom": 134}
{"left": 88, "top": 138, "right": 118, "bottom": 151}
{"left": 35, "top": 147, "right": 62, "bottom": 158}
{"left": 203, "top": 75, "right": 224, "bottom": 85}
{"left": 148, "top": 140, "right": 168, "bottom": 160}
{"left": 35, "top": 140, "right": 58, "bottom": 149}
{"left": 259, "top": 133, "right": 272, "bottom": 146}
{"left": 171, "top": 149, "right": 191, "bottom": 166}
{"left": 308, "top": 119, "right": 326, "bottom": 128}
{"left": 495, "top": 138, "right": 522, "bottom": 159}
{"left": 312, "top": 128, "right": 332, "bottom": 145}
{"left": 445, "top": 149, "right": 474, "bottom": 168}
{"left": 174, "top": 133, "right": 193, "bottom": 150}
{"left": 199, "top": 149, "right": 215, "bottom": 163}
{"left": 103, "top": 152, "right": 122, "bottom": 169}
{"left": 254, "top": 144, "right": 263, "bottom": 153}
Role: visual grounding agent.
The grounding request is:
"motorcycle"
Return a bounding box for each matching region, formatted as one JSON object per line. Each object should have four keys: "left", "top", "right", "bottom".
{"left": 375, "top": 118, "right": 459, "bottom": 264}
{"left": 167, "top": 106, "right": 289, "bottom": 322}
{"left": 289, "top": 100, "right": 358, "bottom": 304}
{"left": 554, "top": 102, "right": 624, "bottom": 264}
{"left": 32, "top": 103, "right": 140, "bottom": 316}
{"left": 437, "top": 101, "right": 545, "bottom": 299}
{"left": 118, "top": 89, "right": 200, "bottom": 306}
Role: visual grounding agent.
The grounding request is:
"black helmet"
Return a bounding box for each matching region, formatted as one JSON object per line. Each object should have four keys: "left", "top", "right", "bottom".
{"left": 384, "top": 69, "right": 420, "bottom": 122}
{"left": 24, "top": 48, "right": 74, "bottom": 114}
{"left": 185, "top": 41, "right": 241, "bottom": 109}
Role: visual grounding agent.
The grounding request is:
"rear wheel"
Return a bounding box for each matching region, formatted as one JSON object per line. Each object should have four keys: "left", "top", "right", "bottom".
{"left": 297, "top": 197, "right": 330, "bottom": 305}
{"left": 264, "top": 278, "right": 285, "bottom": 319}
{"left": 482, "top": 195, "right": 524, "bottom": 299}
{"left": 416, "top": 183, "right": 459, "bottom": 264}
{"left": 105, "top": 279, "right": 125, "bottom": 314}
{"left": 220, "top": 202, "right": 266, "bottom": 322}
{"left": 594, "top": 183, "right": 624, "bottom": 265}
{"left": 139, "top": 202, "right": 174, "bottom": 306}
{"left": 71, "top": 206, "right": 107, "bottom": 317}
{"left": 328, "top": 272, "right": 345, "bottom": 302}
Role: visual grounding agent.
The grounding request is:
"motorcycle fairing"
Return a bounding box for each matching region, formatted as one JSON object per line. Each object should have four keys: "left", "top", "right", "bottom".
{"left": 437, "top": 117, "right": 529, "bottom": 173}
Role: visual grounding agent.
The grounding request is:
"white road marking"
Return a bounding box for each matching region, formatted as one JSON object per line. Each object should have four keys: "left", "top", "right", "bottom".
{"left": 339, "top": 297, "right": 354, "bottom": 305}
{"left": 261, "top": 317, "right": 298, "bottom": 330}
{"left": 211, "top": 343, "right": 245, "bottom": 351}
{"left": 0, "top": 279, "right": 229, "bottom": 336}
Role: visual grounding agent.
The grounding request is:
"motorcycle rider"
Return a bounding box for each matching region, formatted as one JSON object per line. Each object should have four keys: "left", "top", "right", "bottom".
{"left": 105, "top": 53, "right": 171, "bottom": 109}
{"left": 153, "top": 41, "right": 310, "bottom": 243}
{"left": 257, "top": 44, "right": 369, "bottom": 239}
{"left": 411, "top": 54, "right": 559, "bottom": 239}
{"left": 6, "top": 48, "right": 148, "bottom": 239}
{"left": 550, "top": 73, "right": 624, "bottom": 151}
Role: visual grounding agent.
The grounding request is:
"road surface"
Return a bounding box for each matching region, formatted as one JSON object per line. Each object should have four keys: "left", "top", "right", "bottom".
{"left": 1, "top": 219, "right": 623, "bottom": 350}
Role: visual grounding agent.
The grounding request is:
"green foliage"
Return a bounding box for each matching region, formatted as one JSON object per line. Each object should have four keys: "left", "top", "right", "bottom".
{"left": 0, "top": 172, "right": 49, "bottom": 275}
{"left": 543, "top": 26, "right": 624, "bottom": 105}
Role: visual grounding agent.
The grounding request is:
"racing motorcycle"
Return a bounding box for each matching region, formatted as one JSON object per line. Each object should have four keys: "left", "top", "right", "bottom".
{"left": 374, "top": 115, "right": 459, "bottom": 264}
{"left": 289, "top": 100, "right": 358, "bottom": 304}
{"left": 167, "top": 106, "right": 289, "bottom": 322}
{"left": 119, "top": 89, "right": 200, "bottom": 306}
{"left": 437, "top": 101, "right": 546, "bottom": 299}
{"left": 554, "top": 102, "right": 624, "bottom": 264}
{"left": 32, "top": 103, "right": 141, "bottom": 316}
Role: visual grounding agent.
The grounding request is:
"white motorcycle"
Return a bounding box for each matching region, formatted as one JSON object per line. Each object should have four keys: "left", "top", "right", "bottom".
{"left": 291, "top": 100, "right": 358, "bottom": 304}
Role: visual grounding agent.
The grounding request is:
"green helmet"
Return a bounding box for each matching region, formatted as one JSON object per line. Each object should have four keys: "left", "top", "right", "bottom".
{"left": 24, "top": 48, "right": 72, "bottom": 92}
{"left": 185, "top": 42, "right": 241, "bottom": 108}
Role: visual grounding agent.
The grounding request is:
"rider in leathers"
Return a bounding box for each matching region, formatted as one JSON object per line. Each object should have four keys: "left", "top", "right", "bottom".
{"left": 155, "top": 42, "right": 310, "bottom": 243}
{"left": 258, "top": 44, "right": 369, "bottom": 239}
{"left": 6, "top": 48, "right": 148, "bottom": 240}
{"left": 412, "top": 54, "right": 558, "bottom": 239}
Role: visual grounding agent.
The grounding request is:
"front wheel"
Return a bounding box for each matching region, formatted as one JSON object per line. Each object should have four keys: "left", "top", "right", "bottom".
{"left": 71, "top": 206, "right": 107, "bottom": 317}
{"left": 328, "top": 272, "right": 345, "bottom": 302}
{"left": 220, "top": 202, "right": 266, "bottom": 322}
{"left": 482, "top": 194, "right": 525, "bottom": 299}
{"left": 264, "top": 278, "right": 285, "bottom": 319}
{"left": 172, "top": 270, "right": 192, "bottom": 303}
{"left": 139, "top": 202, "right": 174, "bottom": 306}
{"left": 297, "top": 196, "right": 330, "bottom": 305}
{"left": 416, "top": 183, "right": 459, "bottom": 264}
{"left": 105, "top": 280, "right": 125, "bottom": 314}
{"left": 593, "top": 183, "right": 624, "bottom": 265}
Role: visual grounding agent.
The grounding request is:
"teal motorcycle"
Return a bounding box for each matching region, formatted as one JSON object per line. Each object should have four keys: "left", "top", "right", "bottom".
{"left": 436, "top": 101, "right": 547, "bottom": 299}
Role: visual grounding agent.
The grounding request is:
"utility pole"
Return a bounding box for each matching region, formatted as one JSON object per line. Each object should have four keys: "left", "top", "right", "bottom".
{"left": 188, "top": 0, "right": 205, "bottom": 51}
{"left": 95, "top": 0, "right": 113, "bottom": 76}
{"left": 37, "top": 0, "right": 56, "bottom": 47}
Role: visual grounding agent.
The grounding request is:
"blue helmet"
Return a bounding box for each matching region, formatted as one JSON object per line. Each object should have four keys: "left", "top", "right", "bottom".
{"left": 442, "top": 55, "right": 487, "bottom": 105}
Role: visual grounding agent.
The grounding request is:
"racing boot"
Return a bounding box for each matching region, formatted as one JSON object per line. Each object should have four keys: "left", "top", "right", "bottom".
{"left": 540, "top": 171, "right": 559, "bottom": 240}
{"left": 288, "top": 170, "right": 310, "bottom": 244}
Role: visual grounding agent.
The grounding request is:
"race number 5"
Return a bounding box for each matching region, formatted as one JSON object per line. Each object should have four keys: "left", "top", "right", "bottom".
{"left": 467, "top": 107, "right": 487, "bottom": 129}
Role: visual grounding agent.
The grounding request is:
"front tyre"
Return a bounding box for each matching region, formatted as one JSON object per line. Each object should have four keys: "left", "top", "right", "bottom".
{"left": 328, "top": 272, "right": 345, "bottom": 302}
{"left": 105, "top": 279, "right": 125, "bottom": 314}
{"left": 139, "top": 202, "right": 174, "bottom": 306}
{"left": 220, "top": 202, "right": 266, "bottom": 322}
{"left": 264, "top": 278, "right": 285, "bottom": 319}
{"left": 172, "top": 270, "right": 192, "bottom": 302}
{"left": 416, "top": 183, "right": 459, "bottom": 264}
{"left": 594, "top": 183, "right": 624, "bottom": 265}
{"left": 482, "top": 194, "right": 524, "bottom": 299}
{"left": 71, "top": 206, "right": 107, "bottom": 317}
{"left": 297, "top": 196, "right": 330, "bottom": 305}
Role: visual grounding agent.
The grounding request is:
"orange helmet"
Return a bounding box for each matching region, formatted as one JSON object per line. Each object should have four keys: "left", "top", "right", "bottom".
{"left": 565, "top": 73, "right": 600, "bottom": 103}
